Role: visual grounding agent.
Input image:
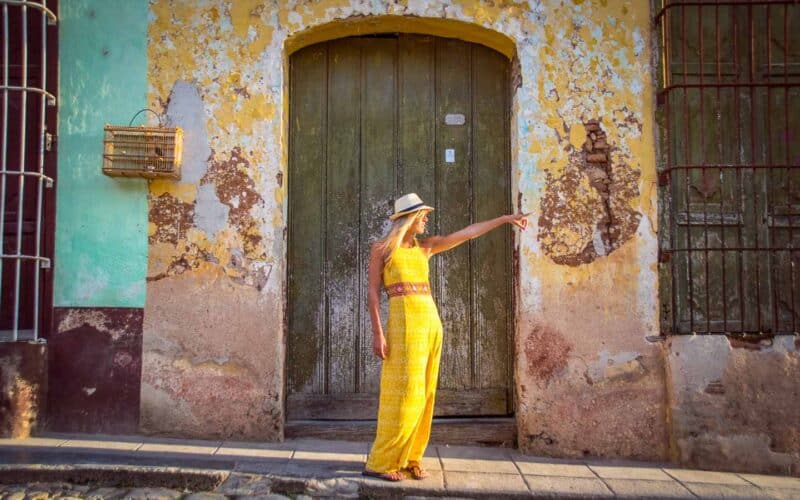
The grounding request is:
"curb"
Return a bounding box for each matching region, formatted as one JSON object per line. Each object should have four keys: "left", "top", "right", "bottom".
{"left": 0, "top": 465, "right": 228, "bottom": 492}
{"left": 0, "top": 464, "right": 537, "bottom": 499}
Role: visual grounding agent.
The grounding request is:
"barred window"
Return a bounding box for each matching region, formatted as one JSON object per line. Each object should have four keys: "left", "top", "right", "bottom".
{"left": 656, "top": 0, "right": 800, "bottom": 335}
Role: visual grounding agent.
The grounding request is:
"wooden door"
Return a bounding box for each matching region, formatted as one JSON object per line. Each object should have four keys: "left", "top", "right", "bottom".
{"left": 287, "top": 35, "right": 512, "bottom": 420}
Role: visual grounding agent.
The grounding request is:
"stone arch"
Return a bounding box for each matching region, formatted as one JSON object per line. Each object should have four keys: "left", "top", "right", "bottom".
{"left": 283, "top": 14, "right": 517, "bottom": 60}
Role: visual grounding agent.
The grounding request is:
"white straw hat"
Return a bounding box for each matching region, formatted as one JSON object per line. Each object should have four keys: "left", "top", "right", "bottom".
{"left": 389, "top": 193, "right": 434, "bottom": 220}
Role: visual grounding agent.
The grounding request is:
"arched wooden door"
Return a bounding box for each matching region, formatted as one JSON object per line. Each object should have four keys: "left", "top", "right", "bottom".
{"left": 287, "top": 34, "right": 512, "bottom": 423}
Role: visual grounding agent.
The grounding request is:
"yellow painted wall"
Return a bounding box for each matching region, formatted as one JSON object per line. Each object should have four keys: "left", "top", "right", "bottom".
{"left": 144, "top": 0, "right": 664, "bottom": 458}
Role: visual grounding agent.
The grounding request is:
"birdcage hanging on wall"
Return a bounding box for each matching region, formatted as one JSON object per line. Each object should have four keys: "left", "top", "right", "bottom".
{"left": 102, "top": 109, "right": 183, "bottom": 179}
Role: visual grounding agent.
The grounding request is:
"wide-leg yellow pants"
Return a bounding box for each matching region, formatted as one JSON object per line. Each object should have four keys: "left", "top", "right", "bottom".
{"left": 366, "top": 294, "right": 443, "bottom": 473}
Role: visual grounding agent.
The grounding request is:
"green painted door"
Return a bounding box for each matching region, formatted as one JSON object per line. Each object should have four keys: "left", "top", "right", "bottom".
{"left": 287, "top": 35, "right": 512, "bottom": 420}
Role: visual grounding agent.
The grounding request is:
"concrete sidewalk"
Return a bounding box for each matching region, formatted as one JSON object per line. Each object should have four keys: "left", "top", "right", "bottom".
{"left": 0, "top": 434, "right": 798, "bottom": 498}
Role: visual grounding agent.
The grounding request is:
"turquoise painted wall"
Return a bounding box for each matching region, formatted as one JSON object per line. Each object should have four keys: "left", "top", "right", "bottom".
{"left": 55, "top": 0, "right": 148, "bottom": 307}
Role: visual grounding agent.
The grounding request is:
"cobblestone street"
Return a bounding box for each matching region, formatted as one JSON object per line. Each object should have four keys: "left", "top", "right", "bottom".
{"left": 0, "top": 482, "right": 324, "bottom": 500}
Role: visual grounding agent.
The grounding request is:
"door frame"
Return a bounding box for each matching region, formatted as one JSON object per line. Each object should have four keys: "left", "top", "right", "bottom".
{"left": 283, "top": 20, "right": 522, "bottom": 444}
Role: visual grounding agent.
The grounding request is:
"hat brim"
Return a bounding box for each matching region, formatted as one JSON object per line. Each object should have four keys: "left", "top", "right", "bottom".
{"left": 389, "top": 205, "right": 434, "bottom": 220}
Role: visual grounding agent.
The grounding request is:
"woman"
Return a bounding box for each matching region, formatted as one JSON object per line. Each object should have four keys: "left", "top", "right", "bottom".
{"left": 363, "top": 193, "right": 529, "bottom": 482}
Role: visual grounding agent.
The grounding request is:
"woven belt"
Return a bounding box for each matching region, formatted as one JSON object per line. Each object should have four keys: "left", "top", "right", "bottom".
{"left": 386, "top": 281, "right": 431, "bottom": 298}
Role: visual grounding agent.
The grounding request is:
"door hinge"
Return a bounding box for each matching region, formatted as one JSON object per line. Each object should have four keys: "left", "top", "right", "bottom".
{"left": 658, "top": 248, "right": 671, "bottom": 263}
{"left": 45, "top": 132, "right": 56, "bottom": 152}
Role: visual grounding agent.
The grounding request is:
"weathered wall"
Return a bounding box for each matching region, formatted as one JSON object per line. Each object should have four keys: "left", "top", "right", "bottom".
{"left": 50, "top": 0, "right": 148, "bottom": 433}
{"left": 666, "top": 336, "right": 800, "bottom": 476}
{"left": 509, "top": 1, "right": 665, "bottom": 460}
{"left": 143, "top": 0, "right": 285, "bottom": 439}
{"left": 143, "top": 0, "right": 665, "bottom": 459}
{"left": 56, "top": 0, "right": 149, "bottom": 308}
{"left": 47, "top": 308, "right": 143, "bottom": 434}
{"left": 0, "top": 343, "right": 47, "bottom": 438}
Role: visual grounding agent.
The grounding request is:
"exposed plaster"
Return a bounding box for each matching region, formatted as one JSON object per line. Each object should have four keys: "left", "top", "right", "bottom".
{"left": 194, "top": 183, "right": 230, "bottom": 241}
{"left": 538, "top": 119, "right": 641, "bottom": 266}
{"left": 164, "top": 81, "right": 211, "bottom": 184}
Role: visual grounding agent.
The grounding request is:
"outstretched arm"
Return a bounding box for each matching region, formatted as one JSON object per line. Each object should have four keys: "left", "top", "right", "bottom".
{"left": 420, "top": 212, "right": 530, "bottom": 256}
{"left": 367, "top": 243, "right": 388, "bottom": 359}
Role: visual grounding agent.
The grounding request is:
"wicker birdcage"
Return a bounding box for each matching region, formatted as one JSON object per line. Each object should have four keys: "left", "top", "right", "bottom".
{"left": 102, "top": 125, "right": 183, "bottom": 179}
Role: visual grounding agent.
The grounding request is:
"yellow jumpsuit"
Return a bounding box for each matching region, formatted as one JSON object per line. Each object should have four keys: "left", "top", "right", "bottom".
{"left": 366, "top": 242, "right": 443, "bottom": 473}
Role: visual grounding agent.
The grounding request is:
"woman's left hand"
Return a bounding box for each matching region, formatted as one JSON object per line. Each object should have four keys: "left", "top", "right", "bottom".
{"left": 507, "top": 212, "right": 531, "bottom": 230}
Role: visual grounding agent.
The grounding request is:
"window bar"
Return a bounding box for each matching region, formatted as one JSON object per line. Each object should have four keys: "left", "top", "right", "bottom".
{"left": 784, "top": 3, "right": 795, "bottom": 333}
{"left": 699, "top": 3, "right": 711, "bottom": 333}
{"left": 12, "top": 1, "right": 29, "bottom": 340}
{"left": 0, "top": 4, "right": 8, "bottom": 335}
{"left": 766, "top": 2, "right": 780, "bottom": 333}
{"left": 32, "top": 0, "right": 49, "bottom": 340}
{"left": 748, "top": 3, "right": 762, "bottom": 333}
{"left": 734, "top": 3, "right": 746, "bottom": 333}
{"left": 716, "top": 1, "right": 728, "bottom": 333}
{"left": 681, "top": 2, "right": 694, "bottom": 333}
{"left": 766, "top": 2, "right": 775, "bottom": 332}
{"left": 664, "top": 1, "right": 679, "bottom": 335}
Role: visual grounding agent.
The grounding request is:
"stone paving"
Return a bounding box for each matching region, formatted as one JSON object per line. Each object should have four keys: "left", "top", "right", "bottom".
{"left": 0, "top": 434, "right": 798, "bottom": 498}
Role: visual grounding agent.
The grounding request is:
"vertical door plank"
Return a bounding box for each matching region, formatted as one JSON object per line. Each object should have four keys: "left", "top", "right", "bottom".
{"left": 399, "top": 36, "right": 435, "bottom": 203}
{"left": 471, "top": 45, "right": 510, "bottom": 394}
{"left": 435, "top": 38, "right": 473, "bottom": 390}
{"left": 288, "top": 45, "right": 327, "bottom": 394}
{"left": 399, "top": 35, "right": 437, "bottom": 316}
{"left": 359, "top": 38, "right": 397, "bottom": 394}
{"left": 326, "top": 39, "right": 361, "bottom": 394}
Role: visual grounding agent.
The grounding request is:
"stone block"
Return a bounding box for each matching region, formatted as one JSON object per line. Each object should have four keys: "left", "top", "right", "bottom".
{"left": 438, "top": 444, "right": 517, "bottom": 473}
{"left": 589, "top": 465, "right": 674, "bottom": 481}
{"left": 739, "top": 473, "right": 800, "bottom": 490}
{"left": 138, "top": 440, "right": 221, "bottom": 455}
{"left": 524, "top": 475, "right": 613, "bottom": 497}
{"left": 515, "top": 460, "right": 596, "bottom": 478}
{"left": 682, "top": 482, "right": 771, "bottom": 499}
{"left": 124, "top": 487, "right": 183, "bottom": 499}
{"left": 665, "top": 469, "right": 747, "bottom": 485}
{"left": 603, "top": 479, "right": 693, "bottom": 498}
{"left": 445, "top": 471, "right": 529, "bottom": 496}
{"left": 215, "top": 442, "right": 293, "bottom": 460}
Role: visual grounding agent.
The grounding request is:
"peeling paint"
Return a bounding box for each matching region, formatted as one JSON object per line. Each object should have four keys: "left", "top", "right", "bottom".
{"left": 144, "top": 0, "right": 662, "bottom": 455}
{"left": 667, "top": 335, "right": 800, "bottom": 476}
{"left": 194, "top": 183, "right": 230, "bottom": 241}
{"left": 48, "top": 308, "right": 143, "bottom": 434}
{"left": 0, "top": 344, "right": 46, "bottom": 438}
{"left": 524, "top": 323, "right": 572, "bottom": 384}
{"left": 538, "top": 119, "right": 641, "bottom": 266}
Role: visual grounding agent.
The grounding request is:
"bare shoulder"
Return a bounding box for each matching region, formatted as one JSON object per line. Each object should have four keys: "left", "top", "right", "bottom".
{"left": 417, "top": 237, "right": 438, "bottom": 257}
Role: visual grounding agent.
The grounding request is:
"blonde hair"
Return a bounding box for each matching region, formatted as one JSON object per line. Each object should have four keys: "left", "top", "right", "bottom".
{"left": 376, "top": 210, "right": 427, "bottom": 267}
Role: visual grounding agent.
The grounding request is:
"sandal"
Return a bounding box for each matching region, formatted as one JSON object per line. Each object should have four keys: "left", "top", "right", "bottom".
{"left": 405, "top": 464, "right": 429, "bottom": 480}
{"left": 362, "top": 469, "right": 405, "bottom": 482}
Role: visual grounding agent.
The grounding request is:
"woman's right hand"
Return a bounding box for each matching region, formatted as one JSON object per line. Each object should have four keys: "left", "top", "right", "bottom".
{"left": 373, "top": 333, "right": 388, "bottom": 360}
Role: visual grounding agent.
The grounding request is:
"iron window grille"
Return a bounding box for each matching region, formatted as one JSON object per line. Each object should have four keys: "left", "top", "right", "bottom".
{"left": 656, "top": 0, "right": 800, "bottom": 335}
{"left": 0, "top": 0, "right": 57, "bottom": 342}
